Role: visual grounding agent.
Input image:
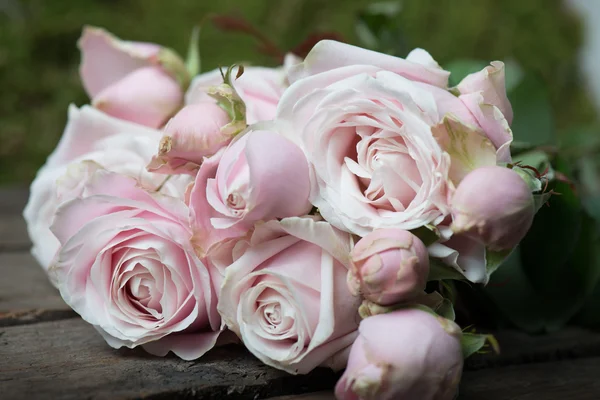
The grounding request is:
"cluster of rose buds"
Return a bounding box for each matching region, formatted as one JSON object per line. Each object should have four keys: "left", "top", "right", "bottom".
{"left": 24, "top": 25, "right": 546, "bottom": 400}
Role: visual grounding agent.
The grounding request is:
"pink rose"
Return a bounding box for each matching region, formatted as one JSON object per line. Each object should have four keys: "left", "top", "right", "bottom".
{"left": 348, "top": 229, "right": 429, "bottom": 306}
{"left": 217, "top": 217, "right": 361, "bottom": 374}
{"left": 277, "top": 40, "right": 509, "bottom": 236}
{"left": 147, "top": 103, "right": 232, "bottom": 175}
{"left": 185, "top": 58, "right": 296, "bottom": 124}
{"left": 23, "top": 105, "right": 190, "bottom": 269}
{"left": 335, "top": 308, "right": 463, "bottom": 400}
{"left": 79, "top": 26, "right": 185, "bottom": 128}
{"left": 189, "top": 124, "right": 312, "bottom": 254}
{"left": 48, "top": 170, "right": 221, "bottom": 360}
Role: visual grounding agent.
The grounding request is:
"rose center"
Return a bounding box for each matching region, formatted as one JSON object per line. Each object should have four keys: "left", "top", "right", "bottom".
{"left": 264, "top": 303, "right": 282, "bottom": 327}
{"left": 226, "top": 192, "right": 246, "bottom": 211}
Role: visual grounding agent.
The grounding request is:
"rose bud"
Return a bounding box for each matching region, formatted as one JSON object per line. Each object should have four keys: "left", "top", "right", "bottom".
{"left": 450, "top": 165, "right": 535, "bottom": 251}
{"left": 93, "top": 66, "right": 183, "bottom": 128}
{"left": 147, "top": 103, "right": 232, "bottom": 174}
{"left": 79, "top": 26, "right": 186, "bottom": 128}
{"left": 335, "top": 308, "right": 463, "bottom": 400}
{"left": 348, "top": 229, "right": 429, "bottom": 306}
{"left": 189, "top": 123, "right": 312, "bottom": 253}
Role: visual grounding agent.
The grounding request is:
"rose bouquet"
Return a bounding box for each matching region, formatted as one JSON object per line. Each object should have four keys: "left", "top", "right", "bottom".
{"left": 24, "top": 25, "right": 551, "bottom": 399}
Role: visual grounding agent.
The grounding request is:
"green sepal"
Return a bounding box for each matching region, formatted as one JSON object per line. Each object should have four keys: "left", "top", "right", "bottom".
{"left": 207, "top": 64, "right": 247, "bottom": 136}
{"left": 411, "top": 225, "right": 440, "bottom": 247}
{"left": 460, "top": 332, "right": 500, "bottom": 359}
{"left": 185, "top": 25, "right": 201, "bottom": 77}
{"left": 157, "top": 47, "right": 191, "bottom": 90}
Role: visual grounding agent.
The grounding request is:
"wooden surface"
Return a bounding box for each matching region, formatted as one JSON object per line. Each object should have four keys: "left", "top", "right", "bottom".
{"left": 2, "top": 187, "right": 600, "bottom": 400}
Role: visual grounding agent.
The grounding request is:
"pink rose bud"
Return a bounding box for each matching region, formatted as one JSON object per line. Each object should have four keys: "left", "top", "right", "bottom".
{"left": 189, "top": 125, "right": 312, "bottom": 253}
{"left": 147, "top": 103, "right": 232, "bottom": 174}
{"left": 93, "top": 66, "right": 183, "bottom": 128}
{"left": 79, "top": 26, "right": 186, "bottom": 128}
{"left": 450, "top": 165, "right": 535, "bottom": 251}
{"left": 335, "top": 308, "right": 463, "bottom": 400}
{"left": 349, "top": 229, "right": 429, "bottom": 306}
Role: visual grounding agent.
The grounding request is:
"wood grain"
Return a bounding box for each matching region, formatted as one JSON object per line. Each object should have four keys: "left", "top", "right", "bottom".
{"left": 0, "top": 318, "right": 338, "bottom": 400}
{"left": 2, "top": 316, "right": 600, "bottom": 400}
{"left": 460, "top": 357, "right": 600, "bottom": 400}
{"left": 0, "top": 252, "right": 75, "bottom": 325}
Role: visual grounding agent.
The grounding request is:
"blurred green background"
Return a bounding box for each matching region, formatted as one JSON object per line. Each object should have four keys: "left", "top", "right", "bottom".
{"left": 0, "top": 0, "right": 594, "bottom": 184}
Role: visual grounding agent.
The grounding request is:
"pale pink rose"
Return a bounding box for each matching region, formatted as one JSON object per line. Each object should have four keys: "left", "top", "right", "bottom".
{"left": 79, "top": 26, "right": 184, "bottom": 128}
{"left": 185, "top": 60, "right": 293, "bottom": 124}
{"left": 23, "top": 105, "right": 191, "bottom": 269}
{"left": 189, "top": 124, "right": 312, "bottom": 254}
{"left": 457, "top": 62, "right": 514, "bottom": 162}
{"left": 48, "top": 170, "right": 222, "bottom": 360}
{"left": 217, "top": 217, "right": 361, "bottom": 374}
{"left": 335, "top": 308, "right": 463, "bottom": 400}
{"left": 277, "top": 40, "right": 507, "bottom": 236}
{"left": 147, "top": 103, "right": 232, "bottom": 175}
{"left": 348, "top": 229, "right": 429, "bottom": 306}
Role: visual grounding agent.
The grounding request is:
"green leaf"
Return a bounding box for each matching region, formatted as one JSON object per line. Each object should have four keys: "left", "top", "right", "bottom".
{"left": 508, "top": 74, "right": 555, "bottom": 146}
{"left": 483, "top": 248, "right": 546, "bottom": 333}
{"left": 445, "top": 59, "right": 488, "bottom": 87}
{"left": 185, "top": 25, "right": 201, "bottom": 77}
{"left": 574, "top": 273, "right": 600, "bottom": 328}
{"left": 485, "top": 248, "right": 512, "bottom": 277}
{"left": 520, "top": 175, "right": 581, "bottom": 294}
{"left": 411, "top": 225, "right": 440, "bottom": 247}
{"left": 436, "top": 297, "right": 456, "bottom": 321}
{"left": 543, "top": 214, "right": 600, "bottom": 330}
{"left": 461, "top": 332, "right": 500, "bottom": 359}
{"left": 428, "top": 258, "right": 467, "bottom": 281}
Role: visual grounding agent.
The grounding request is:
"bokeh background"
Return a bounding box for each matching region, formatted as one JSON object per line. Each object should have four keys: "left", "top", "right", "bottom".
{"left": 0, "top": 0, "right": 595, "bottom": 184}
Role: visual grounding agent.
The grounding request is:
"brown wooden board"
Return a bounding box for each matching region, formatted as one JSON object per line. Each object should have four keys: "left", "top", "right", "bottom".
{"left": 0, "top": 318, "right": 338, "bottom": 400}
{"left": 0, "top": 252, "right": 75, "bottom": 326}
{"left": 3, "top": 317, "right": 600, "bottom": 400}
{"left": 459, "top": 357, "right": 600, "bottom": 400}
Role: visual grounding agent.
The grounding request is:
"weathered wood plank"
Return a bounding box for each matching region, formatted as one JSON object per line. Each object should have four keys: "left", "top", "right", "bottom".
{"left": 468, "top": 327, "right": 600, "bottom": 369}
{"left": 3, "top": 317, "right": 599, "bottom": 400}
{"left": 0, "top": 215, "right": 30, "bottom": 251}
{"left": 460, "top": 357, "right": 600, "bottom": 400}
{"left": 265, "top": 357, "right": 600, "bottom": 400}
{"left": 0, "top": 318, "right": 338, "bottom": 400}
{"left": 265, "top": 392, "right": 334, "bottom": 400}
{"left": 0, "top": 252, "right": 75, "bottom": 325}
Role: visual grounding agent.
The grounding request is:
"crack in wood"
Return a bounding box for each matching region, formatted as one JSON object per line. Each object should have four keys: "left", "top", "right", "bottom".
{"left": 0, "top": 308, "right": 78, "bottom": 327}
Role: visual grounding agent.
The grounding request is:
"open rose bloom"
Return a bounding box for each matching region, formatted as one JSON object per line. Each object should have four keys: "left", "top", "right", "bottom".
{"left": 25, "top": 26, "right": 547, "bottom": 399}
